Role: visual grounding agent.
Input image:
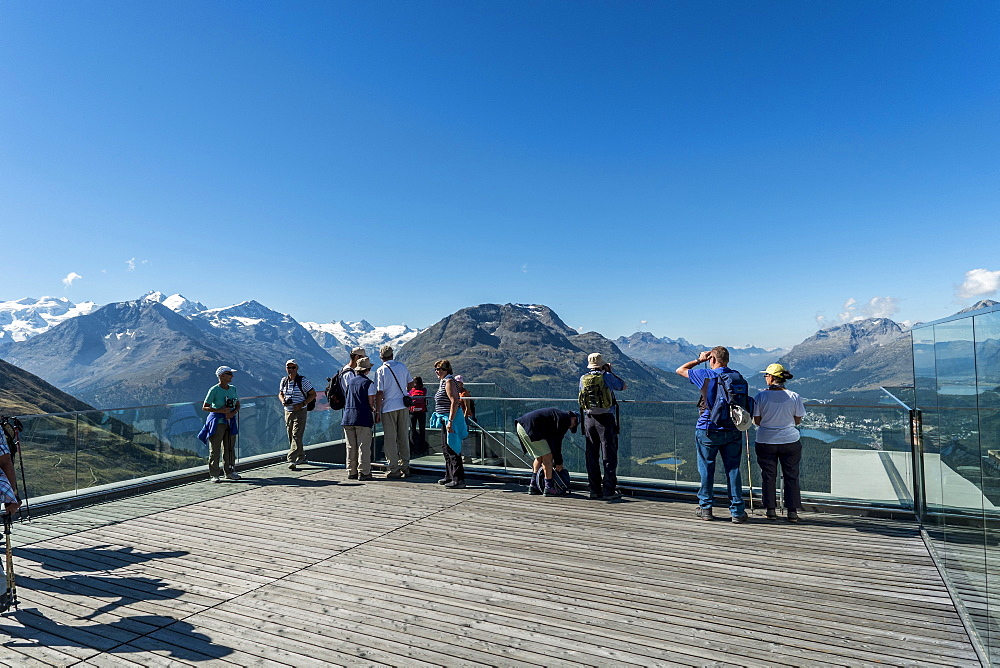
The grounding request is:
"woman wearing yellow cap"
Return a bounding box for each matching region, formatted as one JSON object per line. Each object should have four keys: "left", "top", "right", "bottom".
{"left": 752, "top": 364, "right": 806, "bottom": 521}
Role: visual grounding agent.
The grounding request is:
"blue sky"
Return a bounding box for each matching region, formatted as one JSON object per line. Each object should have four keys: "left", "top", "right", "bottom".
{"left": 2, "top": 1, "right": 997, "bottom": 348}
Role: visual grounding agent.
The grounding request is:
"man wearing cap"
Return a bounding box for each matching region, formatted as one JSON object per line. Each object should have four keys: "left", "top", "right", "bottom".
{"left": 340, "top": 346, "right": 367, "bottom": 394}
{"left": 279, "top": 359, "right": 317, "bottom": 470}
{"left": 374, "top": 345, "right": 414, "bottom": 478}
{"left": 676, "top": 346, "right": 749, "bottom": 523}
{"left": 514, "top": 407, "right": 578, "bottom": 497}
{"left": 578, "top": 352, "right": 627, "bottom": 500}
{"left": 200, "top": 366, "right": 241, "bottom": 483}
{"left": 342, "top": 357, "right": 378, "bottom": 480}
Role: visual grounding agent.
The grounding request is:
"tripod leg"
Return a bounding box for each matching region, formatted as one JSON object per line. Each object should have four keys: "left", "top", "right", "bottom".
{"left": 1, "top": 514, "right": 15, "bottom": 613}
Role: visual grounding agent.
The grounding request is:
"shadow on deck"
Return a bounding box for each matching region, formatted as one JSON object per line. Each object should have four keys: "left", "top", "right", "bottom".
{"left": 0, "top": 461, "right": 981, "bottom": 667}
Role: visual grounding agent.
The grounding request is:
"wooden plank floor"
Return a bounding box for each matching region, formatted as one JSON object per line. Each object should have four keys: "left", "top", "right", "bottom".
{"left": 0, "top": 462, "right": 981, "bottom": 667}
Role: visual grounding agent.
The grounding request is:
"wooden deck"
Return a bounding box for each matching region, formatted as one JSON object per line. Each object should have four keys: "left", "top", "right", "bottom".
{"left": 0, "top": 462, "right": 981, "bottom": 667}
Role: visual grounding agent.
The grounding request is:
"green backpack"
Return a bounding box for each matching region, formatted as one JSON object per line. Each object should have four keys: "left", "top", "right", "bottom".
{"left": 579, "top": 372, "right": 613, "bottom": 411}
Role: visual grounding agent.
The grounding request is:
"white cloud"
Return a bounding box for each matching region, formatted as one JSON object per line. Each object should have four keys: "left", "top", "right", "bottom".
{"left": 836, "top": 296, "right": 900, "bottom": 323}
{"left": 127, "top": 258, "right": 136, "bottom": 271}
{"left": 815, "top": 314, "right": 826, "bottom": 325}
{"left": 62, "top": 272, "right": 82, "bottom": 287}
{"left": 521, "top": 264, "right": 528, "bottom": 273}
{"left": 838, "top": 298, "right": 857, "bottom": 321}
{"left": 957, "top": 268, "right": 1000, "bottom": 300}
{"left": 640, "top": 319, "right": 647, "bottom": 325}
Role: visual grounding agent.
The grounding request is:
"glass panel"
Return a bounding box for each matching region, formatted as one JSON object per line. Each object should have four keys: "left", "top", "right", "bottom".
{"left": 934, "top": 320, "right": 987, "bottom": 645}
{"left": 976, "top": 311, "right": 1000, "bottom": 661}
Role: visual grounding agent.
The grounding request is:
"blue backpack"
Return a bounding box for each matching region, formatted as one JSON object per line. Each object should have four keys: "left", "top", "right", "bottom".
{"left": 699, "top": 369, "right": 755, "bottom": 430}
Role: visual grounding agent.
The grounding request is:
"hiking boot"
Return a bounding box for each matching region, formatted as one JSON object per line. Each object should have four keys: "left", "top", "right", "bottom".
{"left": 605, "top": 490, "right": 623, "bottom": 501}
{"left": 766, "top": 509, "right": 778, "bottom": 520}
{"left": 225, "top": 472, "right": 241, "bottom": 481}
{"left": 444, "top": 480, "right": 466, "bottom": 489}
{"left": 288, "top": 463, "right": 297, "bottom": 470}
{"left": 589, "top": 492, "right": 604, "bottom": 500}
{"left": 543, "top": 485, "right": 566, "bottom": 497}
{"left": 358, "top": 473, "right": 374, "bottom": 481}
{"left": 385, "top": 471, "right": 404, "bottom": 479}
{"left": 210, "top": 476, "right": 222, "bottom": 484}
{"left": 787, "top": 510, "right": 800, "bottom": 523}
{"left": 696, "top": 507, "right": 714, "bottom": 520}
{"left": 529, "top": 484, "right": 542, "bottom": 495}
{"left": 437, "top": 478, "right": 450, "bottom": 485}
{"left": 348, "top": 473, "right": 359, "bottom": 480}
{"left": 731, "top": 513, "right": 749, "bottom": 524}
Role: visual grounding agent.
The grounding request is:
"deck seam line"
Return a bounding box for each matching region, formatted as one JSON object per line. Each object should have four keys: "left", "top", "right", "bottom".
{"left": 63, "top": 486, "right": 490, "bottom": 666}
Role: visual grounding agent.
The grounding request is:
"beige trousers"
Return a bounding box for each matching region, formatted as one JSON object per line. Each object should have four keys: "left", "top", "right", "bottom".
{"left": 381, "top": 408, "right": 410, "bottom": 474}
{"left": 344, "top": 425, "right": 372, "bottom": 476}
{"left": 285, "top": 408, "right": 307, "bottom": 462}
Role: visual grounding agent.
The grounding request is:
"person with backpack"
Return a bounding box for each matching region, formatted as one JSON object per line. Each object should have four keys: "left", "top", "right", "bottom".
{"left": 676, "top": 346, "right": 752, "bottom": 523}
{"left": 753, "top": 363, "right": 806, "bottom": 522}
{"left": 514, "top": 407, "right": 578, "bottom": 497}
{"left": 325, "top": 346, "right": 368, "bottom": 412}
{"left": 279, "top": 359, "right": 317, "bottom": 470}
{"left": 374, "top": 345, "right": 414, "bottom": 478}
{"left": 578, "top": 352, "right": 627, "bottom": 500}
{"left": 342, "top": 357, "right": 378, "bottom": 480}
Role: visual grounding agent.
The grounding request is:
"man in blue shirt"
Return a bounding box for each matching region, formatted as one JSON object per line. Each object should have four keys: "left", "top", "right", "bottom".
{"left": 676, "top": 346, "right": 748, "bottom": 523}
{"left": 578, "top": 352, "right": 627, "bottom": 500}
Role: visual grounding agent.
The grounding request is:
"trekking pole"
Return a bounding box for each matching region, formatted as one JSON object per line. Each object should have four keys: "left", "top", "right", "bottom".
{"left": 1, "top": 513, "right": 17, "bottom": 613}
{"left": 745, "top": 431, "right": 754, "bottom": 513}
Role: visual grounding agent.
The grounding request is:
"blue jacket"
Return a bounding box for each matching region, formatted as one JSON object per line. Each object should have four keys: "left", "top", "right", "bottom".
{"left": 429, "top": 409, "right": 468, "bottom": 454}
{"left": 198, "top": 411, "right": 239, "bottom": 444}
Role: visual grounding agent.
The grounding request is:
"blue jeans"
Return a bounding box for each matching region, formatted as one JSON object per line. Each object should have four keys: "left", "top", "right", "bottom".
{"left": 695, "top": 429, "right": 745, "bottom": 516}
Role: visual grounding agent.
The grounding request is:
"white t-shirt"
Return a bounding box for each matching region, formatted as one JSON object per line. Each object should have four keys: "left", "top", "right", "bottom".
{"left": 753, "top": 387, "right": 806, "bottom": 444}
{"left": 375, "top": 359, "right": 414, "bottom": 413}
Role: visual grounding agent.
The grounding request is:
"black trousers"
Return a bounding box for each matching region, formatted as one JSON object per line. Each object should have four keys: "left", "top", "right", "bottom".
{"left": 409, "top": 412, "right": 427, "bottom": 456}
{"left": 584, "top": 412, "right": 618, "bottom": 496}
{"left": 755, "top": 441, "right": 802, "bottom": 510}
{"left": 441, "top": 426, "right": 465, "bottom": 482}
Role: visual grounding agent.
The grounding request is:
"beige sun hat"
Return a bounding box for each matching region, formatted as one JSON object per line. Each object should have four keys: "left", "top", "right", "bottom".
{"left": 587, "top": 353, "right": 605, "bottom": 370}
{"left": 353, "top": 357, "right": 373, "bottom": 372}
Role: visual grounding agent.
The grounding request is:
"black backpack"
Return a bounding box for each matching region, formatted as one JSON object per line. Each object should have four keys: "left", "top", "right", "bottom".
{"left": 325, "top": 370, "right": 348, "bottom": 411}
{"left": 699, "top": 369, "right": 754, "bottom": 430}
{"left": 0, "top": 417, "right": 21, "bottom": 456}
{"left": 282, "top": 375, "right": 316, "bottom": 411}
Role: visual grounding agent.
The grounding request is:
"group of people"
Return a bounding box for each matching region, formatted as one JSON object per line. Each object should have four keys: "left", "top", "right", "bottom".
{"left": 199, "top": 344, "right": 806, "bottom": 521}
{"left": 198, "top": 345, "right": 472, "bottom": 487}
{"left": 513, "top": 347, "right": 805, "bottom": 522}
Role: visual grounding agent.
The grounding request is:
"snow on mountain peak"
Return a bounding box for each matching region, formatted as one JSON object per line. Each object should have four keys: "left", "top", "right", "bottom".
{"left": 0, "top": 296, "right": 99, "bottom": 342}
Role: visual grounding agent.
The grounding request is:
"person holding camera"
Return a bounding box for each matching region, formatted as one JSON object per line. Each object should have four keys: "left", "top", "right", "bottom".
{"left": 280, "top": 359, "right": 316, "bottom": 470}
{"left": 676, "top": 347, "right": 749, "bottom": 523}
{"left": 200, "top": 365, "right": 241, "bottom": 483}
{"left": 578, "top": 352, "right": 627, "bottom": 500}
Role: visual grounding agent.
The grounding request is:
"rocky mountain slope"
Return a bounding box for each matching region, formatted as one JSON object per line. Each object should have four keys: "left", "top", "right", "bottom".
{"left": 0, "top": 358, "right": 95, "bottom": 416}
{"left": 3, "top": 299, "right": 338, "bottom": 408}
{"left": 398, "top": 303, "right": 694, "bottom": 400}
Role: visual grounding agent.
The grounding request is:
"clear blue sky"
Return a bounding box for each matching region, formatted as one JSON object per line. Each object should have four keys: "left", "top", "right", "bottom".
{"left": 2, "top": 1, "right": 997, "bottom": 348}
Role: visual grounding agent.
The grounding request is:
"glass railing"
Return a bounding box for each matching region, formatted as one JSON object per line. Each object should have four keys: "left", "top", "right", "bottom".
{"left": 411, "top": 397, "right": 916, "bottom": 509}
{"left": 9, "top": 387, "right": 914, "bottom": 510}
{"left": 12, "top": 393, "right": 348, "bottom": 502}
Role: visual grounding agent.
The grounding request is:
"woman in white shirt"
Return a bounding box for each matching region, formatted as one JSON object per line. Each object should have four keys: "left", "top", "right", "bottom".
{"left": 753, "top": 363, "right": 806, "bottom": 522}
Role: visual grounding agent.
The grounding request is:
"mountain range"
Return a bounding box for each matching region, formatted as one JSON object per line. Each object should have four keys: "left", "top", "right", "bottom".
{"left": 614, "top": 332, "right": 788, "bottom": 378}
{"left": 397, "top": 303, "right": 693, "bottom": 400}
{"left": 2, "top": 293, "right": 998, "bottom": 412}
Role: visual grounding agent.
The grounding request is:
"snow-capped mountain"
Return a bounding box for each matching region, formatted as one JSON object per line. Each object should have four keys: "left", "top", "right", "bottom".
{"left": 0, "top": 296, "right": 99, "bottom": 347}
{"left": 301, "top": 319, "right": 423, "bottom": 359}
{"left": 141, "top": 291, "right": 208, "bottom": 317}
